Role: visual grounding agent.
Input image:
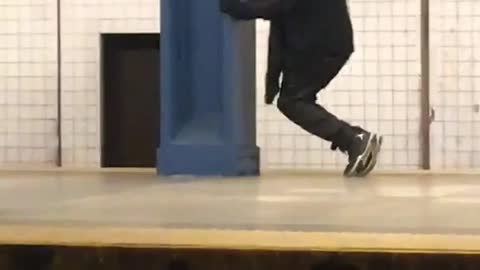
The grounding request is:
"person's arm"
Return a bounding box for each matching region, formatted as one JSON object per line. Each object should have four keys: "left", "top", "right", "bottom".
{"left": 220, "top": 0, "right": 296, "bottom": 20}
{"left": 265, "top": 20, "right": 284, "bottom": 104}
{"left": 248, "top": 0, "right": 296, "bottom": 19}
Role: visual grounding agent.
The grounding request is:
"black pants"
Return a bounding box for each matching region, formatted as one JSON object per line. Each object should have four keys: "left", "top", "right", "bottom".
{"left": 277, "top": 55, "right": 356, "bottom": 151}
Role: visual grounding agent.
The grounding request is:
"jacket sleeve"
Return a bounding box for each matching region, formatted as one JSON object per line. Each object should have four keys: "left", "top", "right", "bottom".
{"left": 220, "top": 0, "right": 296, "bottom": 20}
{"left": 265, "top": 20, "right": 284, "bottom": 104}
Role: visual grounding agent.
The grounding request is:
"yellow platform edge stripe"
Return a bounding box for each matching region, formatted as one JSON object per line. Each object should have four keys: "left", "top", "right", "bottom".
{"left": 0, "top": 225, "right": 480, "bottom": 254}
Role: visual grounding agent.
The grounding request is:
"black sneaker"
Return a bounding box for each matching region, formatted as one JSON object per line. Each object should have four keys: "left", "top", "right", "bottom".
{"left": 343, "top": 131, "right": 377, "bottom": 177}
{"left": 356, "top": 135, "right": 383, "bottom": 177}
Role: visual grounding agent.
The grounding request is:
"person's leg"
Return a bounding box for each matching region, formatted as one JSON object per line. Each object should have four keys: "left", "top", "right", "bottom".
{"left": 277, "top": 56, "right": 355, "bottom": 149}
{"left": 277, "top": 55, "right": 376, "bottom": 175}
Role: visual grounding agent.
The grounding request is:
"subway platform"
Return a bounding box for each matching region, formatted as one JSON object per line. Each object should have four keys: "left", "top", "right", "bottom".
{"left": 0, "top": 169, "right": 480, "bottom": 269}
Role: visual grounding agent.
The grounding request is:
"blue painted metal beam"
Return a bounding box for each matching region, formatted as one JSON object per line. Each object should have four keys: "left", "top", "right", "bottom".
{"left": 157, "top": 0, "right": 259, "bottom": 176}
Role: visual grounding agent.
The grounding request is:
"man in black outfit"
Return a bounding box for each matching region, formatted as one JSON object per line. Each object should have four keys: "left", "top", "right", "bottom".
{"left": 221, "top": 0, "right": 382, "bottom": 177}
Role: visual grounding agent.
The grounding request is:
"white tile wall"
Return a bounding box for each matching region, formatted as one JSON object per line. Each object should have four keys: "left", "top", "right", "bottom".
{"left": 4, "top": 0, "right": 477, "bottom": 171}
{"left": 257, "top": 0, "right": 423, "bottom": 170}
{"left": 0, "top": 0, "right": 58, "bottom": 166}
{"left": 430, "top": 0, "right": 480, "bottom": 169}
{"left": 60, "top": 0, "right": 159, "bottom": 167}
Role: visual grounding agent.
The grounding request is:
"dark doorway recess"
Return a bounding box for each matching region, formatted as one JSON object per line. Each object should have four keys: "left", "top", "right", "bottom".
{"left": 101, "top": 33, "right": 160, "bottom": 168}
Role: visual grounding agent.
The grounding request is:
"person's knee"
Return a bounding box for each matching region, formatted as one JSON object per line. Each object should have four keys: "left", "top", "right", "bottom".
{"left": 278, "top": 92, "right": 316, "bottom": 111}
{"left": 277, "top": 96, "right": 293, "bottom": 115}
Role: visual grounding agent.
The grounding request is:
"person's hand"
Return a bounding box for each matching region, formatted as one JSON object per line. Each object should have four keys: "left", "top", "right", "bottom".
{"left": 219, "top": 0, "right": 232, "bottom": 13}
{"left": 219, "top": 0, "right": 256, "bottom": 20}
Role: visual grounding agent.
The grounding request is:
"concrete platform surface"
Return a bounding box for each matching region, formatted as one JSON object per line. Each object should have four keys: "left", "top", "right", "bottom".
{"left": 0, "top": 170, "right": 479, "bottom": 253}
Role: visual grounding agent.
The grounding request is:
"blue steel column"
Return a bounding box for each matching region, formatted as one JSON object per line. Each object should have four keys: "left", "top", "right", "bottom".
{"left": 157, "top": 0, "right": 259, "bottom": 176}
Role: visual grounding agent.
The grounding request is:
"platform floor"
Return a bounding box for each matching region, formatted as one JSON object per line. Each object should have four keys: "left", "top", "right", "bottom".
{"left": 0, "top": 170, "right": 480, "bottom": 253}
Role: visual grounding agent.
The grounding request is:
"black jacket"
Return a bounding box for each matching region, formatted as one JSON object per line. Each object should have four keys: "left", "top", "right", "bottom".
{"left": 265, "top": 19, "right": 284, "bottom": 104}
{"left": 221, "top": 0, "right": 354, "bottom": 103}
{"left": 220, "top": 0, "right": 296, "bottom": 20}
{"left": 280, "top": 0, "right": 354, "bottom": 69}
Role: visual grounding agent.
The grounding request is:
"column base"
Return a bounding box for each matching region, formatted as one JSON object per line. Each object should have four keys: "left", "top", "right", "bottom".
{"left": 157, "top": 144, "right": 260, "bottom": 176}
